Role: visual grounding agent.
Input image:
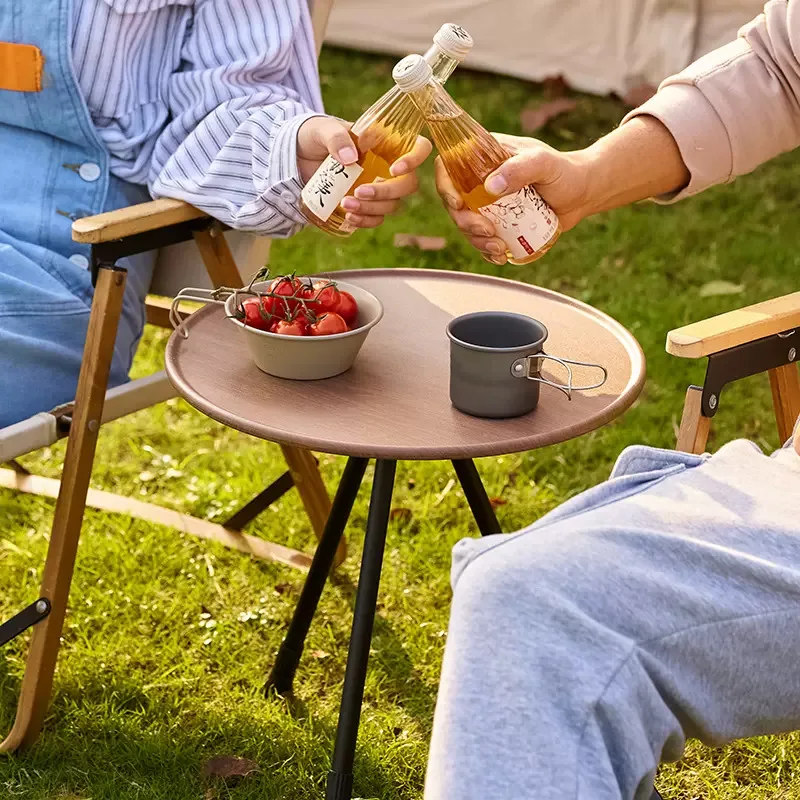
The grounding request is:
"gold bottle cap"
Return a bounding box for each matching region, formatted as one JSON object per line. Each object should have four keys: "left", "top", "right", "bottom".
{"left": 393, "top": 54, "right": 433, "bottom": 92}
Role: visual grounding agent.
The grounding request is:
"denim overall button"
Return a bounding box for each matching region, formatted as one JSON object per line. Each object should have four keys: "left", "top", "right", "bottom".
{"left": 78, "top": 162, "right": 101, "bottom": 182}
{"left": 69, "top": 253, "right": 89, "bottom": 269}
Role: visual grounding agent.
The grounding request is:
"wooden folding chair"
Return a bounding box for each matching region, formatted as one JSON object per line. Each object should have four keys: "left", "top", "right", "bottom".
{"left": 648, "top": 290, "right": 800, "bottom": 800}
{"left": 0, "top": 0, "right": 336, "bottom": 753}
{"left": 669, "top": 291, "right": 800, "bottom": 455}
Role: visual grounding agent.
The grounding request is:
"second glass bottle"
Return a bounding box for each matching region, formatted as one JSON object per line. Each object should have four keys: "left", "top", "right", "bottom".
{"left": 393, "top": 54, "right": 561, "bottom": 264}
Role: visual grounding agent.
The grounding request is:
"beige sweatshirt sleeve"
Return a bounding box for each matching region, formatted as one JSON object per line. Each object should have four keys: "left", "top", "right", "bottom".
{"left": 623, "top": 0, "right": 800, "bottom": 202}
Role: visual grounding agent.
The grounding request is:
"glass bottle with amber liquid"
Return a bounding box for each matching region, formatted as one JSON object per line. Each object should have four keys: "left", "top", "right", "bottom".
{"left": 300, "top": 23, "right": 473, "bottom": 237}
{"left": 393, "top": 54, "right": 561, "bottom": 264}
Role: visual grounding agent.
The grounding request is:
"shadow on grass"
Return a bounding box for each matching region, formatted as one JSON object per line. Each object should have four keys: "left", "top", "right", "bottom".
{"left": 0, "top": 688, "right": 416, "bottom": 800}
{"left": 289, "top": 563, "right": 437, "bottom": 727}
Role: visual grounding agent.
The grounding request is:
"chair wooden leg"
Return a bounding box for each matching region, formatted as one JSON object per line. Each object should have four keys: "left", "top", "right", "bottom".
{"left": 676, "top": 385, "right": 711, "bottom": 455}
{"left": 193, "top": 224, "right": 339, "bottom": 562}
{"left": 768, "top": 363, "right": 800, "bottom": 443}
{"left": 280, "top": 444, "right": 342, "bottom": 567}
{"left": 1, "top": 267, "right": 127, "bottom": 753}
{"left": 192, "top": 224, "right": 246, "bottom": 288}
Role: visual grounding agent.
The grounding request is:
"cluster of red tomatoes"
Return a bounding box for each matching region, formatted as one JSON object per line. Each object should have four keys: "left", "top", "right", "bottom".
{"left": 237, "top": 275, "right": 359, "bottom": 337}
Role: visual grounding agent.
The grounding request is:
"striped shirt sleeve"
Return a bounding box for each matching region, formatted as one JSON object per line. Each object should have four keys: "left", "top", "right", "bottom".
{"left": 148, "top": 0, "right": 325, "bottom": 236}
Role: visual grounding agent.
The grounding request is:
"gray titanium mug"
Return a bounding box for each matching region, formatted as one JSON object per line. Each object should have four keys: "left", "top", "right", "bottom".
{"left": 446, "top": 311, "right": 608, "bottom": 419}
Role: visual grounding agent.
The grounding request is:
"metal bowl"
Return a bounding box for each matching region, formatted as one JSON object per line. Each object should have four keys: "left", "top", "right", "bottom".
{"left": 224, "top": 280, "right": 384, "bottom": 380}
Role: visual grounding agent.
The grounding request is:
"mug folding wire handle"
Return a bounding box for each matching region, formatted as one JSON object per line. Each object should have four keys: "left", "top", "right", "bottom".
{"left": 510, "top": 354, "right": 608, "bottom": 400}
{"left": 169, "top": 286, "right": 243, "bottom": 338}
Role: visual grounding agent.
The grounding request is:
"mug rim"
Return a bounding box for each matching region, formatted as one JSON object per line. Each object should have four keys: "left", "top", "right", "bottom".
{"left": 446, "top": 310, "right": 549, "bottom": 354}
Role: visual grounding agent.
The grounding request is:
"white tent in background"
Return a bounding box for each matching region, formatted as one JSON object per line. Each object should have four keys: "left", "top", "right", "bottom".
{"left": 325, "top": 0, "right": 765, "bottom": 98}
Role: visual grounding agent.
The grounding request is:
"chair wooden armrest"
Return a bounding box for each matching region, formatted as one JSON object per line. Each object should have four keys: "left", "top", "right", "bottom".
{"left": 666, "top": 291, "right": 800, "bottom": 359}
{"left": 71, "top": 198, "right": 243, "bottom": 320}
{"left": 72, "top": 198, "right": 208, "bottom": 244}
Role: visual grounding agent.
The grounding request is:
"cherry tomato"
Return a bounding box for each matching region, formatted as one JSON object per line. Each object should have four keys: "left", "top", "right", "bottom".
{"left": 309, "top": 281, "right": 341, "bottom": 315}
{"left": 271, "top": 316, "right": 308, "bottom": 336}
{"left": 308, "top": 312, "right": 348, "bottom": 336}
{"left": 336, "top": 291, "right": 358, "bottom": 326}
{"left": 297, "top": 277, "right": 317, "bottom": 300}
{"left": 240, "top": 296, "right": 275, "bottom": 330}
{"left": 270, "top": 276, "right": 304, "bottom": 315}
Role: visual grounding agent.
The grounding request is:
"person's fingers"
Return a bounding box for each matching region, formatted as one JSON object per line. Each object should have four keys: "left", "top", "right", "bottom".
{"left": 468, "top": 235, "right": 507, "bottom": 256}
{"left": 340, "top": 197, "right": 399, "bottom": 217}
{"left": 447, "top": 205, "right": 497, "bottom": 239}
{"left": 343, "top": 212, "right": 385, "bottom": 229}
{"left": 389, "top": 135, "right": 433, "bottom": 176}
{"left": 489, "top": 131, "right": 537, "bottom": 155}
{"left": 353, "top": 171, "right": 419, "bottom": 202}
{"left": 434, "top": 156, "right": 463, "bottom": 210}
{"left": 482, "top": 251, "right": 508, "bottom": 266}
{"left": 483, "top": 143, "right": 561, "bottom": 197}
{"left": 299, "top": 116, "right": 358, "bottom": 164}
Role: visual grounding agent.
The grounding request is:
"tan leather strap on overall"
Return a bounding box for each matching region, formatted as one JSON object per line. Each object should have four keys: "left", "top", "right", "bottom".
{"left": 0, "top": 42, "right": 43, "bottom": 92}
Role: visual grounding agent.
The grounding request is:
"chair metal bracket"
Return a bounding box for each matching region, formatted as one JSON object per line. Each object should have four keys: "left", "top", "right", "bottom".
{"left": 0, "top": 599, "right": 51, "bottom": 648}
{"left": 701, "top": 327, "right": 799, "bottom": 417}
{"left": 90, "top": 217, "right": 220, "bottom": 286}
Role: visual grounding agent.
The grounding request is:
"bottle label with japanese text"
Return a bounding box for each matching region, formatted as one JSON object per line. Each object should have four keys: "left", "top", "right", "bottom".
{"left": 478, "top": 185, "right": 558, "bottom": 259}
{"left": 301, "top": 155, "right": 364, "bottom": 222}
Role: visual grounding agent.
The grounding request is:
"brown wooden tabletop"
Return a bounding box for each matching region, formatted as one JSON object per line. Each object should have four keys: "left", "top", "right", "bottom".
{"left": 165, "top": 268, "right": 646, "bottom": 460}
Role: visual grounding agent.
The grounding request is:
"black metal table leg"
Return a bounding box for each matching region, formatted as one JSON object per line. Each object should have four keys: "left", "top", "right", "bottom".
{"left": 266, "top": 457, "right": 369, "bottom": 696}
{"left": 651, "top": 789, "right": 664, "bottom": 800}
{"left": 327, "top": 459, "right": 397, "bottom": 800}
{"left": 451, "top": 459, "right": 502, "bottom": 536}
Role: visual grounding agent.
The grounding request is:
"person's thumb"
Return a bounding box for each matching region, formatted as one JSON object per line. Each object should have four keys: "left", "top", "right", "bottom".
{"left": 483, "top": 146, "right": 560, "bottom": 197}
{"left": 306, "top": 116, "right": 358, "bottom": 165}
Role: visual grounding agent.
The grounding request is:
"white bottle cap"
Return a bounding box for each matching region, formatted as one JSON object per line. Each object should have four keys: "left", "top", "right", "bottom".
{"left": 393, "top": 54, "right": 434, "bottom": 92}
{"left": 432, "top": 23, "right": 473, "bottom": 60}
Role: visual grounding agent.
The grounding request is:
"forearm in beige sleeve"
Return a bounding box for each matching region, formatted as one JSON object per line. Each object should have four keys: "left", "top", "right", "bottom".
{"left": 622, "top": 0, "right": 800, "bottom": 202}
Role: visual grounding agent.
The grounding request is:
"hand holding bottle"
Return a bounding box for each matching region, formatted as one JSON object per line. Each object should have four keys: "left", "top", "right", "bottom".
{"left": 299, "top": 23, "right": 473, "bottom": 238}
{"left": 434, "top": 134, "right": 590, "bottom": 264}
{"left": 393, "top": 55, "right": 561, "bottom": 265}
{"left": 435, "top": 118, "right": 690, "bottom": 265}
{"left": 297, "top": 115, "right": 431, "bottom": 230}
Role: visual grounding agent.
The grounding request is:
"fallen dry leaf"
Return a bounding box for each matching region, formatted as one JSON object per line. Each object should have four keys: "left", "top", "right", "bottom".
{"left": 698, "top": 280, "right": 744, "bottom": 297}
{"left": 520, "top": 98, "right": 577, "bottom": 134}
{"left": 393, "top": 233, "right": 447, "bottom": 251}
{"left": 543, "top": 74, "right": 569, "bottom": 98}
{"left": 202, "top": 756, "right": 259, "bottom": 781}
{"left": 390, "top": 507, "right": 413, "bottom": 522}
{"left": 489, "top": 497, "right": 508, "bottom": 509}
{"left": 622, "top": 83, "right": 657, "bottom": 108}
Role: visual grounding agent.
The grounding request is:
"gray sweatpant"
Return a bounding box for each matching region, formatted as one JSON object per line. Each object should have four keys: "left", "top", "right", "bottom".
{"left": 425, "top": 436, "right": 800, "bottom": 800}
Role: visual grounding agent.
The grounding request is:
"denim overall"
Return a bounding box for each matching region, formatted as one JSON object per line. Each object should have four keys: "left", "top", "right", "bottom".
{"left": 0, "top": 0, "right": 155, "bottom": 428}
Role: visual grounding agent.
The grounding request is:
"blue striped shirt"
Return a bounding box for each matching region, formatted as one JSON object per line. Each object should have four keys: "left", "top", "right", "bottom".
{"left": 72, "top": 0, "right": 325, "bottom": 235}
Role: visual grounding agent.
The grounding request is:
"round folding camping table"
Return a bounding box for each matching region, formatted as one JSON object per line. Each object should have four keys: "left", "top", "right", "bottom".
{"left": 165, "top": 267, "right": 646, "bottom": 800}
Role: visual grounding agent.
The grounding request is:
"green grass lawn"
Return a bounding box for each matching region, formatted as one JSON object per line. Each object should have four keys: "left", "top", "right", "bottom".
{"left": 3, "top": 45, "right": 800, "bottom": 799}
